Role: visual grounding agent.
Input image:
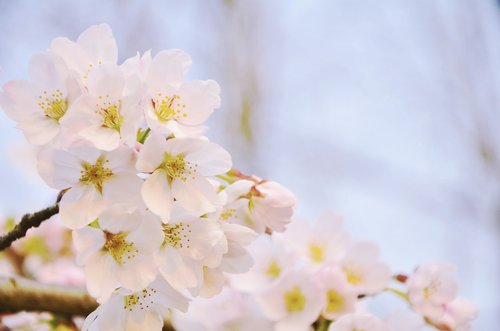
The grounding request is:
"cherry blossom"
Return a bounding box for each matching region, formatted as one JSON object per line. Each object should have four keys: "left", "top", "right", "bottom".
{"left": 37, "top": 146, "right": 143, "bottom": 229}
{"left": 256, "top": 270, "right": 322, "bottom": 331}
{"left": 73, "top": 210, "right": 163, "bottom": 302}
{"left": 0, "top": 52, "right": 81, "bottom": 146}
{"left": 82, "top": 277, "right": 189, "bottom": 331}
{"left": 407, "top": 262, "right": 459, "bottom": 319}
{"left": 328, "top": 313, "right": 389, "bottom": 331}
{"left": 136, "top": 133, "right": 231, "bottom": 217}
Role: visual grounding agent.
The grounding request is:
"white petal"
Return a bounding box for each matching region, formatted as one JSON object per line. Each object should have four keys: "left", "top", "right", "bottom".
{"left": 136, "top": 132, "right": 168, "bottom": 172}
{"left": 172, "top": 175, "right": 217, "bottom": 214}
{"left": 103, "top": 172, "right": 143, "bottom": 205}
{"left": 80, "top": 126, "right": 120, "bottom": 151}
{"left": 59, "top": 185, "right": 105, "bottom": 229}
{"left": 85, "top": 254, "right": 117, "bottom": 303}
{"left": 158, "top": 248, "right": 202, "bottom": 290}
{"left": 73, "top": 227, "right": 105, "bottom": 266}
{"left": 37, "top": 148, "right": 82, "bottom": 189}
{"left": 147, "top": 49, "right": 191, "bottom": 88}
{"left": 77, "top": 24, "right": 117, "bottom": 65}
{"left": 141, "top": 170, "right": 173, "bottom": 217}
{"left": 177, "top": 80, "right": 221, "bottom": 125}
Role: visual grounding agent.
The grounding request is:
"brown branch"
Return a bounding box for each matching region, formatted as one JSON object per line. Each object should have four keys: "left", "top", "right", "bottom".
{"left": 0, "top": 190, "right": 66, "bottom": 251}
{"left": 0, "top": 204, "right": 59, "bottom": 251}
{"left": 0, "top": 277, "right": 176, "bottom": 330}
{"left": 0, "top": 276, "right": 97, "bottom": 316}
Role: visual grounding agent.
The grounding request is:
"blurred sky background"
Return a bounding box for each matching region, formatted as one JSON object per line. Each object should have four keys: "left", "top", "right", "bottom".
{"left": 0, "top": 0, "right": 499, "bottom": 329}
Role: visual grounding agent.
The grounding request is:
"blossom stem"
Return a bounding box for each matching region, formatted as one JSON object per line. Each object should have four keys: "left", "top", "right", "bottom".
{"left": 137, "top": 127, "right": 152, "bottom": 144}
{"left": 315, "top": 317, "right": 332, "bottom": 331}
{"left": 383, "top": 287, "right": 410, "bottom": 303}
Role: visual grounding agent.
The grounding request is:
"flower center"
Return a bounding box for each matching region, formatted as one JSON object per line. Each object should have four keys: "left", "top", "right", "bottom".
{"left": 309, "top": 244, "right": 324, "bottom": 263}
{"left": 159, "top": 153, "right": 196, "bottom": 183}
{"left": 266, "top": 261, "right": 282, "bottom": 278}
{"left": 423, "top": 279, "right": 440, "bottom": 299}
{"left": 79, "top": 157, "right": 113, "bottom": 193}
{"left": 96, "top": 95, "right": 123, "bottom": 131}
{"left": 325, "top": 289, "right": 345, "bottom": 313}
{"left": 162, "top": 223, "right": 191, "bottom": 249}
{"left": 123, "top": 288, "right": 157, "bottom": 312}
{"left": 344, "top": 267, "right": 363, "bottom": 285}
{"left": 219, "top": 208, "right": 237, "bottom": 221}
{"left": 102, "top": 231, "right": 137, "bottom": 265}
{"left": 153, "top": 94, "right": 187, "bottom": 122}
{"left": 38, "top": 90, "right": 68, "bottom": 121}
{"left": 284, "top": 287, "right": 306, "bottom": 312}
{"left": 102, "top": 104, "right": 123, "bottom": 131}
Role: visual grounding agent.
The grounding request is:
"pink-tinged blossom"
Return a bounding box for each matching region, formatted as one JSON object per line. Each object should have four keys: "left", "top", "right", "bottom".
{"left": 229, "top": 235, "right": 294, "bottom": 293}
{"left": 256, "top": 270, "right": 322, "bottom": 331}
{"left": 219, "top": 179, "right": 297, "bottom": 233}
{"left": 428, "top": 297, "right": 478, "bottom": 331}
{"left": 279, "top": 212, "right": 351, "bottom": 269}
{"left": 340, "top": 241, "right": 391, "bottom": 295}
{"left": 407, "top": 262, "right": 459, "bottom": 320}
{"left": 328, "top": 313, "right": 389, "bottom": 331}
{"left": 172, "top": 287, "right": 274, "bottom": 331}
{"left": 316, "top": 266, "right": 357, "bottom": 320}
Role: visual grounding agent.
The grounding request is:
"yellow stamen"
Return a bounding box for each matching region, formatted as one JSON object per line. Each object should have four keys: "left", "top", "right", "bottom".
{"left": 79, "top": 157, "right": 113, "bottom": 193}
{"left": 284, "top": 287, "right": 306, "bottom": 312}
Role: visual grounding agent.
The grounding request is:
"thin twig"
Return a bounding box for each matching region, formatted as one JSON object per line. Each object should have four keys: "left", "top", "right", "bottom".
{"left": 0, "top": 191, "right": 65, "bottom": 251}
{"left": 0, "top": 204, "right": 59, "bottom": 251}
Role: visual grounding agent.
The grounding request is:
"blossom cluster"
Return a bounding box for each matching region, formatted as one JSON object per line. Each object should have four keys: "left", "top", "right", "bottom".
{"left": 0, "top": 24, "right": 297, "bottom": 330}
{"left": 0, "top": 24, "right": 479, "bottom": 331}
{"left": 172, "top": 213, "right": 479, "bottom": 331}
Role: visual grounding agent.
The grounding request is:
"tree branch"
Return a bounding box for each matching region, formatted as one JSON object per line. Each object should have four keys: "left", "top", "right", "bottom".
{"left": 0, "top": 276, "right": 97, "bottom": 316}
{"left": 0, "top": 202, "right": 60, "bottom": 251}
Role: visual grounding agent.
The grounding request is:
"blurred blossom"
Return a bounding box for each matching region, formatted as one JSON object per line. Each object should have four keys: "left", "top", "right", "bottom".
{"left": 0, "top": 0, "right": 498, "bottom": 328}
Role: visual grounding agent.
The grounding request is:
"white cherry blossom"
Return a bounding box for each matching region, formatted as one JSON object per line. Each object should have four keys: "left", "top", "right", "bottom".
{"left": 328, "top": 313, "right": 389, "bottom": 331}
{"left": 279, "top": 211, "right": 351, "bottom": 269}
{"left": 143, "top": 49, "right": 220, "bottom": 137}
{"left": 155, "top": 213, "right": 227, "bottom": 292}
{"left": 82, "top": 277, "right": 189, "bottom": 331}
{"left": 61, "top": 63, "right": 143, "bottom": 151}
{"left": 229, "top": 235, "right": 294, "bottom": 293}
{"left": 37, "top": 145, "right": 143, "bottom": 229}
{"left": 0, "top": 52, "right": 81, "bottom": 146}
{"left": 136, "top": 133, "right": 231, "bottom": 217}
{"left": 73, "top": 210, "right": 163, "bottom": 302}
{"left": 340, "top": 241, "right": 391, "bottom": 295}
{"left": 256, "top": 270, "right": 322, "bottom": 331}
{"left": 316, "top": 266, "right": 357, "bottom": 320}
{"left": 50, "top": 24, "right": 118, "bottom": 83}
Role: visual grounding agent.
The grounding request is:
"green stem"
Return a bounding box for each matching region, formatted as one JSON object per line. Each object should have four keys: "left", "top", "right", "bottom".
{"left": 137, "top": 128, "right": 151, "bottom": 144}
{"left": 384, "top": 287, "right": 410, "bottom": 303}
{"left": 316, "top": 317, "right": 331, "bottom": 331}
{"left": 216, "top": 173, "right": 236, "bottom": 184}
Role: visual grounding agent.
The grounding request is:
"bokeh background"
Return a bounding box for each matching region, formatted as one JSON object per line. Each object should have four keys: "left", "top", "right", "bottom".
{"left": 0, "top": 0, "right": 499, "bottom": 329}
